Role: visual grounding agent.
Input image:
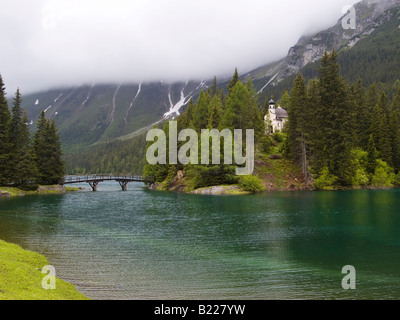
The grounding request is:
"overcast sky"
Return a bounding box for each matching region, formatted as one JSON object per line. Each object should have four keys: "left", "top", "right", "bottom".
{"left": 0, "top": 0, "right": 360, "bottom": 95}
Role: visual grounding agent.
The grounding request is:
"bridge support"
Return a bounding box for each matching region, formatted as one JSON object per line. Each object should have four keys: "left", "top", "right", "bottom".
{"left": 88, "top": 181, "right": 100, "bottom": 191}
{"left": 117, "top": 180, "right": 129, "bottom": 191}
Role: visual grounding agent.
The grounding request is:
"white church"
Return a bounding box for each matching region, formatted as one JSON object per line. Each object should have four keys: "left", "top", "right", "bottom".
{"left": 264, "top": 98, "right": 288, "bottom": 134}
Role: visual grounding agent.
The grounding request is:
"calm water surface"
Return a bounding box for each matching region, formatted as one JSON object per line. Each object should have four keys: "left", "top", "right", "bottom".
{"left": 0, "top": 182, "right": 399, "bottom": 300}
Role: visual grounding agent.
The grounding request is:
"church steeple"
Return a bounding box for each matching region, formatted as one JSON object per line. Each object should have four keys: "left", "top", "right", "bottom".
{"left": 269, "top": 98, "right": 275, "bottom": 113}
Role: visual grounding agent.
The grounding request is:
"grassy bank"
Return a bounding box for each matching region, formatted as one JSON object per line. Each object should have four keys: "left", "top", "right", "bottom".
{"left": 0, "top": 185, "right": 81, "bottom": 198}
{"left": 0, "top": 240, "right": 89, "bottom": 300}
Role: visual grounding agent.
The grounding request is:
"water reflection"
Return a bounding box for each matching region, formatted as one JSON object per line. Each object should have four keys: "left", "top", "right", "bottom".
{"left": 0, "top": 185, "right": 399, "bottom": 299}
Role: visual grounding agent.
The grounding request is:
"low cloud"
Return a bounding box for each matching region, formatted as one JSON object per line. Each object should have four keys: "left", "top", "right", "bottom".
{"left": 0, "top": 0, "right": 360, "bottom": 94}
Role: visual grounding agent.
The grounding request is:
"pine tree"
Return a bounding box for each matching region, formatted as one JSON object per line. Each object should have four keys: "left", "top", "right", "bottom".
{"left": 192, "top": 90, "right": 210, "bottom": 131}
{"left": 358, "top": 83, "right": 378, "bottom": 149}
{"left": 0, "top": 74, "right": 11, "bottom": 185}
{"left": 316, "top": 50, "right": 353, "bottom": 185}
{"left": 279, "top": 90, "right": 291, "bottom": 111}
{"left": 367, "top": 134, "right": 378, "bottom": 175}
{"left": 227, "top": 68, "right": 239, "bottom": 95}
{"left": 209, "top": 76, "right": 218, "bottom": 97}
{"left": 9, "top": 89, "right": 37, "bottom": 187}
{"left": 288, "top": 74, "right": 310, "bottom": 182}
{"left": 33, "top": 112, "right": 64, "bottom": 185}
{"left": 207, "top": 95, "right": 223, "bottom": 129}
{"left": 178, "top": 98, "right": 195, "bottom": 130}
{"left": 223, "top": 80, "right": 257, "bottom": 131}
{"left": 370, "top": 92, "right": 393, "bottom": 165}
{"left": 349, "top": 79, "right": 365, "bottom": 147}
{"left": 306, "top": 79, "right": 320, "bottom": 156}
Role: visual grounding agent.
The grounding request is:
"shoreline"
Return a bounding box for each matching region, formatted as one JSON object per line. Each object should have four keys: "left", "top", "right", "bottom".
{"left": 147, "top": 182, "right": 398, "bottom": 195}
{"left": 0, "top": 185, "right": 81, "bottom": 198}
{"left": 0, "top": 239, "right": 89, "bottom": 300}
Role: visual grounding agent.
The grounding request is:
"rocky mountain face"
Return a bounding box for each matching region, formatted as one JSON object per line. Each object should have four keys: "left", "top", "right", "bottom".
{"left": 250, "top": 0, "right": 400, "bottom": 93}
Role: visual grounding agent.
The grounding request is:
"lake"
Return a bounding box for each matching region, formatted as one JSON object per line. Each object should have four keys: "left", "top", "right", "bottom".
{"left": 1, "top": 182, "right": 399, "bottom": 300}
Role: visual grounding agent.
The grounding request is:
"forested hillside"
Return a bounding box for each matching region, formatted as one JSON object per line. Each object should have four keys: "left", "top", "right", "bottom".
{"left": 286, "top": 50, "right": 400, "bottom": 190}
{"left": 143, "top": 71, "right": 267, "bottom": 192}
{"left": 142, "top": 51, "right": 400, "bottom": 192}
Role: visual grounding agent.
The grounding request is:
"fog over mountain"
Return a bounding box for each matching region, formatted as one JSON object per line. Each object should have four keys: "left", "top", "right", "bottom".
{"left": 1, "top": 0, "right": 359, "bottom": 94}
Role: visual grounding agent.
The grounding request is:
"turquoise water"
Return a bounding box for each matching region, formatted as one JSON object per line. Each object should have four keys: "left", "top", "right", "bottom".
{"left": 1, "top": 182, "right": 400, "bottom": 300}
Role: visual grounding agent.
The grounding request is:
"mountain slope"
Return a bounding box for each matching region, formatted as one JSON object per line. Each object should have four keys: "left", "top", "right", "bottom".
{"left": 248, "top": 0, "right": 400, "bottom": 100}
{"left": 20, "top": 80, "right": 209, "bottom": 151}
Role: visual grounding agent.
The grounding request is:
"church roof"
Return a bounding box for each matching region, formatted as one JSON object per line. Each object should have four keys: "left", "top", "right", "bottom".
{"left": 269, "top": 99, "right": 275, "bottom": 105}
{"left": 275, "top": 106, "right": 288, "bottom": 119}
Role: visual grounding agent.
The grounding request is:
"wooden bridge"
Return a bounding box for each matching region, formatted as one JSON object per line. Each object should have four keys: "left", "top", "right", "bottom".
{"left": 60, "top": 175, "right": 155, "bottom": 191}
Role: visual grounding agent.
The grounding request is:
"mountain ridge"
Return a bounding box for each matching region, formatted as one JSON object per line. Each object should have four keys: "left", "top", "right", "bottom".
{"left": 248, "top": 0, "right": 400, "bottom": 94}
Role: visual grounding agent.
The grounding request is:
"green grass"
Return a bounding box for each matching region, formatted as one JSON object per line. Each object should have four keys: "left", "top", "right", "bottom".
{"left": 0, "top": 240, "right": 89, "bottom": 300}
{"left": 0, "top": 186, "right": 80, "bottom": 198}
{"left": 254, "top": 144, "right": 307, "bottom": 191}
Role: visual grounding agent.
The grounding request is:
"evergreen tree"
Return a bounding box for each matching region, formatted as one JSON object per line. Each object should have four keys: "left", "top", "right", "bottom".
{"left": 207, "top": 95, "right": 223, "bottom": 129}
{"left": 370, "top": 92, "right": 393, "bottom": 165}
{"left": 178, "top": 98, "right": 195, "bottom": 130}
{"left": 227, "top": 68, "right": 239, "bottom": 95}
{"left": 288, "top": 73, "right": 310, "bottom": 182}
{"left": 348, "top": 79, "right": 365, "bottom": 147}
{"left": 0, "top": 74, "right": 11, "bottom": 185}
{"left": 366, "top": 134, "right": 378, "bottom": 175}
{"left": 209, "top": 76, "right": 218, "bottom": 97}
{"left": 316, "top": 50, "right": 353, "bottom": 185}
{"left": 279, "top": 90, "right": 291, "bottom": 111}
{"left": 9, "top": 89, "right": 37, "bottom": 187}
{"left": 359, "top": 83, "right": 378, "bottom": 148}
{"left": 34, "top": 112, "right": 64, "bottom": 185}
{"left": 192, "top": 90, "right": 210, "bottom": 130}
{"left": 306, "top": 79, "right": 320, "bottom": 155}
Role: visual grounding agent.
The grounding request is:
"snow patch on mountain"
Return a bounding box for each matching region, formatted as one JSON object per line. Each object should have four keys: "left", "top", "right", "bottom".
{"left": 163, "top": 83, "right": 193, "bottom": 119}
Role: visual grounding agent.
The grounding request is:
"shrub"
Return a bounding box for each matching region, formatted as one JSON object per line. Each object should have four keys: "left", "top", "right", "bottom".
{"left": 238, "top": 175, "right": 265, "bottom": 193}
{"left": 314, "top": 167, "right": 338, "bottom": 191}
{"left": 371, "top": 160, "right": 396, "bottom": 187}
{"left": 260, "top": 135, "right": 274, "bottom": 153}
{"left": 272, "top": 132, "right": 285, "bottom": 143}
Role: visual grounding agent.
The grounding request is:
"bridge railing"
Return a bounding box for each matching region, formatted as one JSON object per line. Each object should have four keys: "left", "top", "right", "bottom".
{"left": 60, "top": 175, "right": 155, "bottom": 184}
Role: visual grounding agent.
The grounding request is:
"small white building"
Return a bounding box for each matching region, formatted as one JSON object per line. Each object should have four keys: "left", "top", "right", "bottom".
{"left": 264, "top": 99, "right": 288, "bottom": 134}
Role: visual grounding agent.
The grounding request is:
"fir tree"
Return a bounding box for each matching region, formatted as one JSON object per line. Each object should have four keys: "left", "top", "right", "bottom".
{"left": 227, "top": 68, "right": 239, "bottom": 95}
{"left": 9, "top": 89, "right": 37, "bottom": 187}
{"left": 192, "top": 90, "right": 210, "bottom": 131}
{"left": 288, "top": 73, "right": 310, "bottom": 182}
{"left": 34, "top": 112, "right": 64, "bottom": 185}
{"left": 366, "top": 134, "right": 378, "bottom": 175}
{"left": 279, "top": 90, "right": 291, "bottom": 111}
{"left": 209, "top": 76, "right": 218, "bottom": 97}
{"left": 207, "top": 95, "right": 223, "bottom": 129}
{"left": 348, "top": 79, "right": 365, "bottom": 147}
{"left": 370, "top": 92, "right": 393, "bottom": 165}
{"left": 316, "top": 50, "right": 353, "bottom": 185}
